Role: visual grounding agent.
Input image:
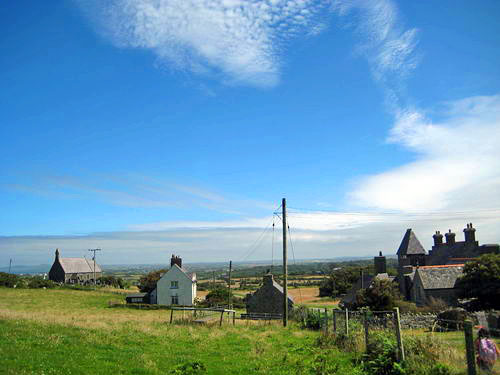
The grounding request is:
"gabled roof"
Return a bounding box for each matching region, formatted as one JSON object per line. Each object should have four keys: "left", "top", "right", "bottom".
{"left": 397, "top": 229, "right": 426, "bottom": 256}
{"left": 59, "top": 257, "right": 102, "bottom": 274}
{"left": 415, "top": 264, "right": 463, "bottom": 290}
{"left": 163, "top": 263, "right": 196, "bottom": 283}
{"left": 269, "top": 278, "right": 294, "bottom": 302}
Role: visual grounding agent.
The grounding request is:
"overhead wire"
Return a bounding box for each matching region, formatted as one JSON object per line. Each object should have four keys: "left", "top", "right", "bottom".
{"left": 287, "top": 221, "right": 303, "bottom": 304}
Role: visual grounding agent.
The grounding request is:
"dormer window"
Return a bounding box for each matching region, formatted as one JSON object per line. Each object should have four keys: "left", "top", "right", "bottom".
{"left": 171, "top": 281, "right": 179, "bottom": 289}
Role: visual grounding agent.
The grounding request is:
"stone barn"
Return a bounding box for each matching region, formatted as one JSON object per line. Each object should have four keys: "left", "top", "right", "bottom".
{"left": 48, "top": 249, "right": 102, "bottom": 284}
{"left": 410, "top": 264, "right": 464, "bottom": 306}
{"left": 245, "top": 273, "right": 294, "bottom": 315}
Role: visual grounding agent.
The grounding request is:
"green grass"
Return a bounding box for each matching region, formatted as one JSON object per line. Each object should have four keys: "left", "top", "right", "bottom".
{"left": 0, "top": 288, "right": 360, "bottom": 375}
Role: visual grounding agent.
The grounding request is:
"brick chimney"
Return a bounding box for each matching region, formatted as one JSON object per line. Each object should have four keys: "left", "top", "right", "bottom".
{"left": 463, "top": 223, "right": 476, "bottom": 243}
{"left": 445, "top": 230, "right": 456, "bottom": 246}
{"left": 433, "top": 231, "right": 443, "bottom": 246}
{"left": 170, "top": 254, "right": 182, "bottom": 268}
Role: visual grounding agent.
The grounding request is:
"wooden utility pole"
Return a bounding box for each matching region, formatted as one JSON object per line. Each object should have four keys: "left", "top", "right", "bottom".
{"left": 88, "top": 248, "right": 101, "bottom": 286}
{"left": 228, "top": 260, "right": 232, "bottom": 308}
{"left": 8, "top": 259, "right": 12, "bottom": 274}
{"left": 282, "top": 198, "right": 288, "bottom": 327}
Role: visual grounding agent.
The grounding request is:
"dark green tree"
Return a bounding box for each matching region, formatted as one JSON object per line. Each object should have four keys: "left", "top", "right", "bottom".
{"left": 456, "top": 254, "right": 500, "bottom": 311}
{"left": 355, "top": 279, "right": 401, "bottom": 311}
{"left": 319, "top": 267, "right": 366, "bottom": 297}
{"left": 137, "top": 269, "right": 167, "bottom": 293}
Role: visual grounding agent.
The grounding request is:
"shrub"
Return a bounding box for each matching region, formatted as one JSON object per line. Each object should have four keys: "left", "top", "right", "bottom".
{"left": 0, "top": 272, "right": 22, "bottom": 288}
{"left": 98, "top": 275, "right": 128, "bottom": 289}
{"left": 27, "top": 276, "right": 56, "bottom": 289}
{"left": 170, "top": 361, "right": 207, "bottom": 375}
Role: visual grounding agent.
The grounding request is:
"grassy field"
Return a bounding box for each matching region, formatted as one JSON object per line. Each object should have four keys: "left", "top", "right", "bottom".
{"left": 0, "top": 288, "right": 358, "bottom": 375}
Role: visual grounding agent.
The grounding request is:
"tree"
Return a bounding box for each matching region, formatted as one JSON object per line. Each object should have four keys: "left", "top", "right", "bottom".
{"left": 319, "top": 267, "right": 366, "bottom": 298}
{"left": 456, "top": 254, "right": 500, "bottom": 311}
{"left": 137, "top": 269, "right": 167, "bottom": 293}
{"left": 354, "top": 279, "right": 401, "bottom": 311}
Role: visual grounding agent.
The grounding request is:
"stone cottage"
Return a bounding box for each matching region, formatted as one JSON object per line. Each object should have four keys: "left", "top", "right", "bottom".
{"left": 48, "top": 249, "right": 102, "bottom": 284}
{"left": 410, "top": 264, "right": 464, "bottom": 306}
{"left": 245, "top": 273, "right": 294, "bottom": 315}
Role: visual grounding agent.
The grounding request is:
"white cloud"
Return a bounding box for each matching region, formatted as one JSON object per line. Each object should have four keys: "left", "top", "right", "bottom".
{"left": 77, "top": 0, "right": 332, "bottom": 86}
{"left": 351, "top": 95, "right": 500, "bottom": 212}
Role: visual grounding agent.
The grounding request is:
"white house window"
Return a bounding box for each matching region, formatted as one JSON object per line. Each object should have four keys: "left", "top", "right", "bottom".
{"left": 171, "top": 281, "right": 179, "bottom": 289}
{"left": 171, "top": 295, "right": 179, "bottom": 305}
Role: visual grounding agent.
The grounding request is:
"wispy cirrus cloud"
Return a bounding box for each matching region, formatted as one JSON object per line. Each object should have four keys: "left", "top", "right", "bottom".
{"left": 4, "top": 173, "right": 272, "bottom": 214}
{"left": 77, "top": 0, "right": 332, "bottom": 87}
{"left": 332, "top": 0, "right": 419, "bottom": 106}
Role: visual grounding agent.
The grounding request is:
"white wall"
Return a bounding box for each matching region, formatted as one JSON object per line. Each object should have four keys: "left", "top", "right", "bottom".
{"left": 156, "top": 265, "right": 195, "bottom": 306}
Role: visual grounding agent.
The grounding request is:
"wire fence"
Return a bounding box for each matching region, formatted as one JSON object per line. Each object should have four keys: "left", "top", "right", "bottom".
{"left": 299, "top": 307, "right": 500, "bottom": 375}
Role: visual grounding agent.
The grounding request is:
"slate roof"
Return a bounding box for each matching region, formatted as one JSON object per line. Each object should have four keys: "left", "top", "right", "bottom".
{"left": 59, "top": 257, "right": 102, "bottom": 274}
{"left": 416, "top": 265, "right": 464, "bottom": 290}
{"left": 397, "top": 229, "right": 426, "bottom": 256}
{"left": 269, "top": 278, "right": 294, "bottom": 302}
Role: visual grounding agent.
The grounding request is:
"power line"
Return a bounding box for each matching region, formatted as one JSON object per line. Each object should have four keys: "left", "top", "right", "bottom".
{"left": 287, "top": 222, "right": 303, "bottom": 304}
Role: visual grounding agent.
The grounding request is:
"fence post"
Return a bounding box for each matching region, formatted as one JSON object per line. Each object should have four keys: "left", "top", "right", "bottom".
{"left": 219, "top": 310, "right": 224, "bottom": 326}
{"left": 464, "top": 320, "right": 477, "bottom": 375}
{"left": 345, "top": 309, "right": 349, "bottom": 335}
{"left": 170, "top": 309, "right": 174, "bottom": 324}
{"left": 233, "top": 311, "right": 236, "bottom": 326}
{"left": 393, "top": 307, "right": 405, "bottom": 362}
{"left": 333, "top": 311, "right": 337, "bottom": 334}
{"left": 364, "top": 310, "right": 370, "bottom": 352}
{"left": 324, "top": 308, "right": 328, "bottom": 333}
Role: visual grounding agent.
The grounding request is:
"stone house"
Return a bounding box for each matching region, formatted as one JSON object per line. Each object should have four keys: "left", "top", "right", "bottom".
{"left": 245, "top": 273, "right": 294, "bottom": 315}
{"left": 48, "top": 249, "right": 102, "bottom": 284}
{"left": 156, "top": 255, "right": 196, "bottom": 306}
{"left": 410, "top": 264, "right": 464, "bottom": 306}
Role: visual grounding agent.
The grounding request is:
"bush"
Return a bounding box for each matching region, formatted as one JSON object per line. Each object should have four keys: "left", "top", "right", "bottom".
{"left": 27, "top": 276, "right": 56, "bottom": 289}
{"left": 98, "top": 275, "right": 128, "bottom": 289}
{"left": 354, "top": 279, "right": 402, "bottom": 311}
{"left": 0, "top": 272, "right": 22, "bottom": 288}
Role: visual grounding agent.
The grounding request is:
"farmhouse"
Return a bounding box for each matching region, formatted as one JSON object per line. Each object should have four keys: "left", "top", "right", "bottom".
{"left": 156, "top": 255, "right": 196, "bottom": 306}
{"left": 245, "top": 273, "right": 294, "bottom": 315}
{"left": 48, "top": 248, "right": 102, "bottom": 284}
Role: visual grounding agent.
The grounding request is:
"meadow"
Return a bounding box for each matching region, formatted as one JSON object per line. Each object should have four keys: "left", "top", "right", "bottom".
{"left": 0, "top": 288, "right": 358, "bottom": 375}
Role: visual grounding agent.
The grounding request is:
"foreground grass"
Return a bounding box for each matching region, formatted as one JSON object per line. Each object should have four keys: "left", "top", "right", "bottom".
{"left": 0, "top": 288, "right": 360, "bottom": 375}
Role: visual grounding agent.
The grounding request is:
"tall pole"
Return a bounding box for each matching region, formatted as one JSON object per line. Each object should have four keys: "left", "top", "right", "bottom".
{"left": 228, "top": 260, "right": 232, "bottom": 308}
{"left": 88, "top": 248, "right": 101, "bottom": 286}
{"left": 282, "top": 198, "right": 288, "bottom": 327}
{"left": 8, "top": 259, "right": 12, "bottom": 274}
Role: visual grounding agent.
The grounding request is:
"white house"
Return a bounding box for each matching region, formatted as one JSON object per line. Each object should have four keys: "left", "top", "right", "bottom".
{"left": 156, "top": 255, "right": 196, "bottom": 306}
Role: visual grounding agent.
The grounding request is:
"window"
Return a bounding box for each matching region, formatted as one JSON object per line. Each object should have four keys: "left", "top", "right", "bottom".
{"left": 171, "top": 295, "right": 179, "bottom": 305}
{"left": 170, "top": 281, "right": 179, "bottom": 289}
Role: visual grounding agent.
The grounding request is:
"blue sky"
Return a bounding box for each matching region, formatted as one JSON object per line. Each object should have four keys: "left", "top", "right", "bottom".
{"left": 1, "top": 0, "right": 500, "bottom": 266}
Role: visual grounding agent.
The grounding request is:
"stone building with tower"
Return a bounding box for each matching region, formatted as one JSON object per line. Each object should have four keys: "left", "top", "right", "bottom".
{"left": 48, "top": 248, "right": 102, "bottom": 284}
{"left": 343, "top": 223, "right": 499, "bottom": 307}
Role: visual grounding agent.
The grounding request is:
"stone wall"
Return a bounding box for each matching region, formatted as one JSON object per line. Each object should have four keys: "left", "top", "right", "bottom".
{"left": 400, "top": 313, "right": 437, "bottom": 330}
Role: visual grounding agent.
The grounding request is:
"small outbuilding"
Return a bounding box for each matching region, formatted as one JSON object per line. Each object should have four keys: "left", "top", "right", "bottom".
{"left": 245, "top": 273, "right": 294, "bottom": 315}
